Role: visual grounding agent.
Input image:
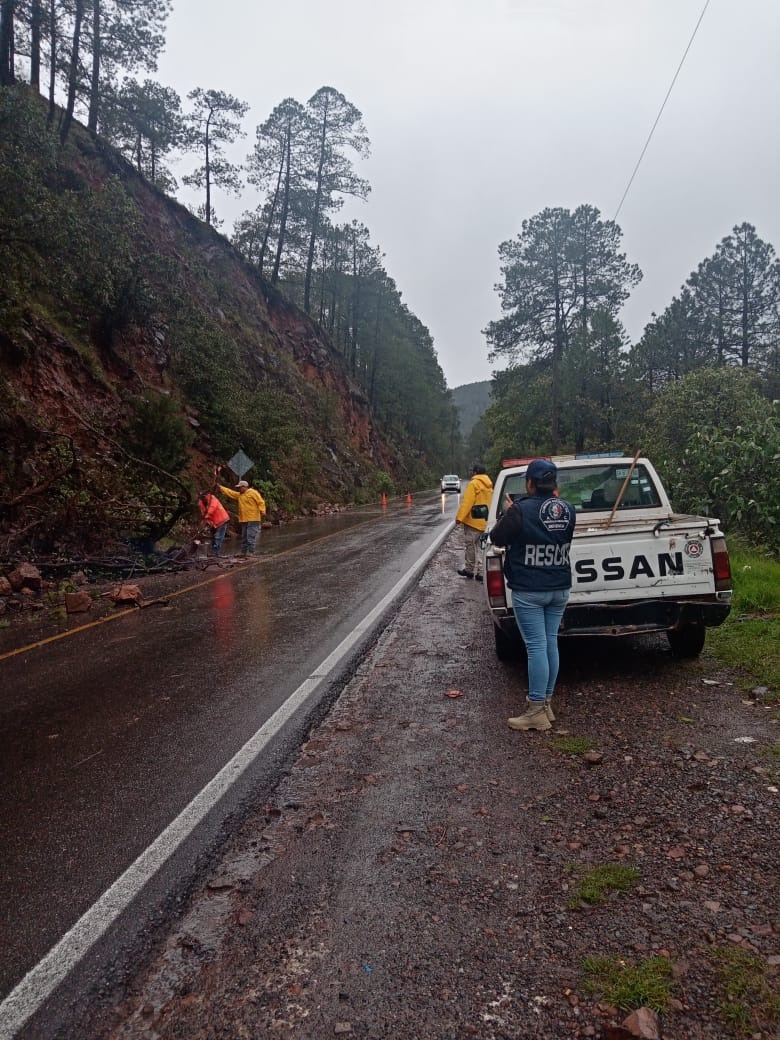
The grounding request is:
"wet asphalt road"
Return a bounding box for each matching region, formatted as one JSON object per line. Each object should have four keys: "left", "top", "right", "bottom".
{"left": 0, "top": 494, "right": 457, "bottom": 1007}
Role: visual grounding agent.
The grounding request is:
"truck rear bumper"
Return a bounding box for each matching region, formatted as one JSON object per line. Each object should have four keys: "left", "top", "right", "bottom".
{"left": 559, "top": 598, "right": 731, "bottom": 637}
{"left": 492, "top": 597, "right": 731, "bottom": 639}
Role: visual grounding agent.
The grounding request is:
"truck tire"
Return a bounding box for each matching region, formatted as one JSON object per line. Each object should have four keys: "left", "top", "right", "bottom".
{"left": 494, "top": 623, "right": 525, "bottom": 662}
{"left": 667, "top": 624, "right": 706, "bottom": 658}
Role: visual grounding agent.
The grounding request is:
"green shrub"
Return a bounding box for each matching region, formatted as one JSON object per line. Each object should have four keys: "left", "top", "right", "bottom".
{"left": 643, "top": 369, "right": 778, "bottom": 550}
{"left": 687, "top": 405, "right": 780, "bottom": 551}
{"left": 95, "top": 265, "right": 157, "bottom": 349}
{"left": 373, "top": 470, "right": 395, "bottom": 494}
{"left": 254, "top": 477, "right": 286, "bottom": 514}
{"left": 122, "top": 392, "right": 193, "bottom": 474}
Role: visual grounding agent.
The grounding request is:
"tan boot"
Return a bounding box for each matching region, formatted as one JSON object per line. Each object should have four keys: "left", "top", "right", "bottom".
{"left": 544, "top": 697, "right": 555, "bottom": 722}
{"left": 508, "top": 699, "right": 551, "bottom": 732}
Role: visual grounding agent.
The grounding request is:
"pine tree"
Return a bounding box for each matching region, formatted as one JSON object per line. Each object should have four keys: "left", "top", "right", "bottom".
{"left": 183, "top": 87, "right": 248, "bottom": 226}
{"left": 302, "top": 86, "right": 369, "bottom": 315}
{"left": 103, "top": 77, "right": 184, "bottom": 189}
{"left": 86, "top": 0, "right": 171, "bottom": 134}
{"left": 60, "top": 0, "right": 85, "bottom": 142}
{"left": 633, "top": 222, "right": 780, "bottom": 385}
{"left": 717, "top": 223, "right": 780, "bottom": 370}
{"left": 245, "top": 97, "right": 310, "bottom": 281}
{"left": 0, "top": 0, "right": 15, "bottom": 86}
{"left": 485, "top": 205, "right": 639, "bottom": 450}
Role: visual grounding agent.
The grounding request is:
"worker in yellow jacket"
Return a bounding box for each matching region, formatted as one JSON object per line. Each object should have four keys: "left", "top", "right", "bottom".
{"left": 217, "top": 477, "right": 266, "bottom": 557}
{"left": 455, "top": 463, "right": 493, "bottom": 581}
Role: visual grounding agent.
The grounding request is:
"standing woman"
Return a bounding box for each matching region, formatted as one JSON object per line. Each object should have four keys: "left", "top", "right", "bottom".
{"left": 489, "top": 458, "right": 576, "bottom": 731}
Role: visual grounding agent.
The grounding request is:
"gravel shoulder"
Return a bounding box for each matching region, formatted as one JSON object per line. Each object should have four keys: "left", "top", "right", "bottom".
{"left": 82, "top": 534, "right": 779, "bottom": 1040}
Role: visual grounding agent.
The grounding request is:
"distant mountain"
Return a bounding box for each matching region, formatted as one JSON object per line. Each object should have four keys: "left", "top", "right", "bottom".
{"left": 451, "top": 380, "right": 492, "bottom": 439}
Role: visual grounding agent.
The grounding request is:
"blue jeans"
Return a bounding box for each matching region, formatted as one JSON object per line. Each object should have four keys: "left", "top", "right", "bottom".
{"left": 511, "top": 588, "right": 570, "bottom": 702}
{"left": 240, "top": 520, "right": 260, "bottom": 554}
{"left": 211, "top": 521, "right": 228, "bottom": 555}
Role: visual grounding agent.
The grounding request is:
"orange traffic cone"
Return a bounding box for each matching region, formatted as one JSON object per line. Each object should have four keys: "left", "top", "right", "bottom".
{"left": 381, "top": 492, "right": 387, "bottom": 508}
{"left": 406, "top": 491, "right": 413, "bottom": 504}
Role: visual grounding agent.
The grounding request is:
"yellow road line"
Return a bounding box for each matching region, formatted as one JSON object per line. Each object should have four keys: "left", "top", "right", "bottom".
{"left": 0, "top": 516, "right": 379, "bottom": 664}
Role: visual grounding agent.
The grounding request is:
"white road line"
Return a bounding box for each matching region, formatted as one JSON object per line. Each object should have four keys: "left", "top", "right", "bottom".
{"left": 0, "top": 522, "right": 454, "bottom": 1039}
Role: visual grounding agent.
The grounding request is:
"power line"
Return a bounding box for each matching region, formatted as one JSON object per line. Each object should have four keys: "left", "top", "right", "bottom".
{"left": 613, "top": 0, "right": 711, "bottom": 221}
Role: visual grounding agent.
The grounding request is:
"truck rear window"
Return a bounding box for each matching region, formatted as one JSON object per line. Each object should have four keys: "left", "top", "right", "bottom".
{"left": 501, "top": 464, "right": 662, "bottom": 513}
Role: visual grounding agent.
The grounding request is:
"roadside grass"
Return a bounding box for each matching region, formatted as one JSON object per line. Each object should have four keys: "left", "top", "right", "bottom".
{"left": 706, "top": 542, "right": 780, "bottom": 702}
{"left": 567, "top": 863, "right": 639, "bottom": 909}
{"left": 581, "top": 954, "right": 673, "bottom": 1012}
{"left": 709, "top": 946, "right": 780, "bottom": 1037}
{"left": 551, "top": 736, "right": 593, "bottom": 755}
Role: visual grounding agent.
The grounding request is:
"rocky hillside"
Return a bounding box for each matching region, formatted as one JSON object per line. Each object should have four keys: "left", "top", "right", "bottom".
{"left": 0, "top": 89, "right": 427, "bottom": 560}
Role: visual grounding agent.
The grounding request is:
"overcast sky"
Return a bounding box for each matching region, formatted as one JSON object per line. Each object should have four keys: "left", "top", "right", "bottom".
{"left": 157, "top": 0, "right": 780, "bottom": 389}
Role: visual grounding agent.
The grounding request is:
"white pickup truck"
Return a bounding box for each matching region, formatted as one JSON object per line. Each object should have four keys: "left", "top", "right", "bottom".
{"left": 483, "top": 455, "right": 732, "bottom": 659}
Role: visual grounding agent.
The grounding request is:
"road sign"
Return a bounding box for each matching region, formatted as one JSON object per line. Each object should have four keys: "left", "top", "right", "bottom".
{"left": 226, "top": 449, "right": 254, "bottom": 478}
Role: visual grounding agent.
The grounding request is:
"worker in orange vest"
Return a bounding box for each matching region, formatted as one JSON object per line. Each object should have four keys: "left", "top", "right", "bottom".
{"left": 197, "top": 491, "right": 231, "bottom": 556}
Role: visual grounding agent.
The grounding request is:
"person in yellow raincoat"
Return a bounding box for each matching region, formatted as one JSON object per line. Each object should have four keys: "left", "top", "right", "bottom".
{"left": 455, "top": 463, "right": 493, "bottom": 581}
{"left": 217, "top": 476, "right": 266, "bottom": 557}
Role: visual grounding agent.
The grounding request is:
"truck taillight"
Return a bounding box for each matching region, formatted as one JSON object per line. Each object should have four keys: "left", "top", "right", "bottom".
{"left": 711, "top": 536, "right": 731, "bottom": 591}
{"left": 486, "top": 557, "right": 506, "bottom": 604}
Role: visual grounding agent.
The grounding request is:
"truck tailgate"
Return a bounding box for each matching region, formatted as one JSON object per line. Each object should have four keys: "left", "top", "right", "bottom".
{"left": 570, "top": 519, "right": 716, "bottom": 603}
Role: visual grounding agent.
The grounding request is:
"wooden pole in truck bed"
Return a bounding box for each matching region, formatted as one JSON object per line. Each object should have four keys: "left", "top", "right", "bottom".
{"left": 602, "top": 447, "right": 642, "bottom": 529}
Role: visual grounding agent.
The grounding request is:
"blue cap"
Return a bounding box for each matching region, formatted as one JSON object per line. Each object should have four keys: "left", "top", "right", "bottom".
{"left": 525, "top": 458, "right": 557, "bottom": 483}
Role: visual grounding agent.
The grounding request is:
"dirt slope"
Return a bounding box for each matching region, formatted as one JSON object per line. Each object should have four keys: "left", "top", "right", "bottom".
{"left": 1, "top": 99, "right": 407, "bottom": 558}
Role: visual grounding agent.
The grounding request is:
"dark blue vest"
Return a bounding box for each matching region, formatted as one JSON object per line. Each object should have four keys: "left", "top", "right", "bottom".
{"left": 503, "top": 494, "right": 576, "bottom": 591}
